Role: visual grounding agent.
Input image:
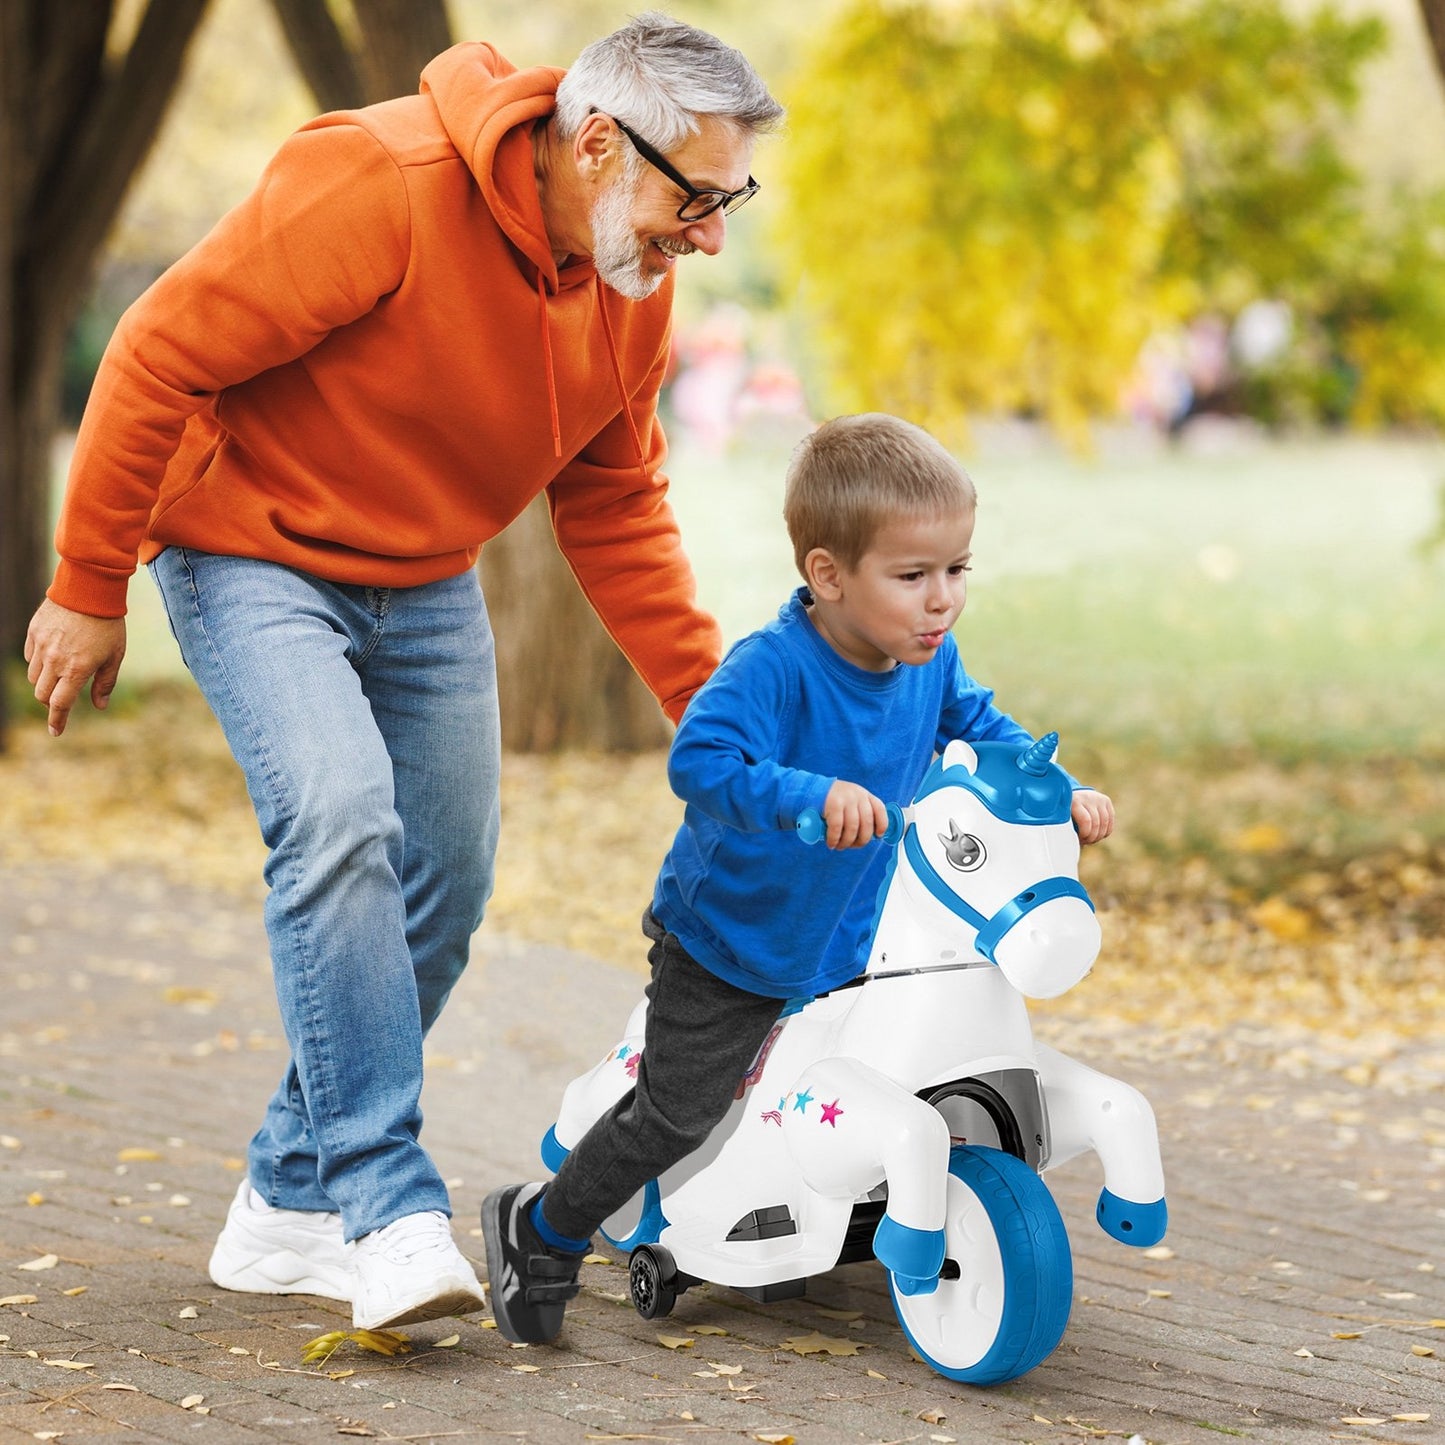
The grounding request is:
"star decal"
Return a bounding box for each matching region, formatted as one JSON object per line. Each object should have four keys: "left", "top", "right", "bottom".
{"left": 819, "top": 1098, "right": 844, "bottom": 1127}
{"left": 793, "top": 1087, "right": 814, "bottom": 1114}
{"left": 624, "top": 1051, "right": 642, "bottom": 1079}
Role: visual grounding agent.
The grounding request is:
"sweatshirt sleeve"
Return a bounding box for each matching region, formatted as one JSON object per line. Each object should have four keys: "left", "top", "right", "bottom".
{"left": 666, "top": 635, "right": 833, "bottom": 832}
{"left": 50, "top": 122, "right": 411, "bottom": 617}
{"left": 545, "top": 317, "right": 721, "bottom": 726}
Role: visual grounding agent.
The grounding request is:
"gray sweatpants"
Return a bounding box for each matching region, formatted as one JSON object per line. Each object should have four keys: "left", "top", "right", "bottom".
{"left": 540, "top": 908, "right": 786, "bottom": 1242}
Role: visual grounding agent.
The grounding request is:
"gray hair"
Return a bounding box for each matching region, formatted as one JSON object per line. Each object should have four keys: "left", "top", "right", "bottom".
{"left": 554, "top": 11, "right": 783, "bottom": 151}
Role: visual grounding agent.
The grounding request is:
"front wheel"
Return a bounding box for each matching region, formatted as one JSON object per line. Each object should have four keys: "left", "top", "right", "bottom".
{"left": 890, "top": 1144, "right": 1072, "bottom": 1385}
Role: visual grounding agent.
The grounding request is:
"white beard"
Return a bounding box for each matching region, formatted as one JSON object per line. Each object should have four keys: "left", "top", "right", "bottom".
{"left": 590, "top": 176, "right": 667, "bottom": 301}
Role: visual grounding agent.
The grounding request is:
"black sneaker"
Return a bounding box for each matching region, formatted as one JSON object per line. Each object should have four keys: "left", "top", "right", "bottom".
{"left": 480, "top": 1182, "right": 585, "bottom": 1343}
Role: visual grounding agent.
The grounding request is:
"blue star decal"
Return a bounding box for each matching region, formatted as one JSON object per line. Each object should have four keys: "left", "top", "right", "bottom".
{"left": 793, "top": 1087, "right": 814, "bottom": 1114}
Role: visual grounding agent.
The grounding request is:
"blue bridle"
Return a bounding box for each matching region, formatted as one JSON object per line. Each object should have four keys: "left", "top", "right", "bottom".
{"left": 902, "top": 824, "right": 1094, "bottom": 965}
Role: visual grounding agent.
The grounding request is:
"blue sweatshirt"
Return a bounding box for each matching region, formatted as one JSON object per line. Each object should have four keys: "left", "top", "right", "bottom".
{"left": 652, "top": 588, "right": 1041, "bottom": 998}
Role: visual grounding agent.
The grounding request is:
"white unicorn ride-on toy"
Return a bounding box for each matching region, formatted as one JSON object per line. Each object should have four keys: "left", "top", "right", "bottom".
{"left": 544, "top": 733, "right": 1167, "bottom": 1385}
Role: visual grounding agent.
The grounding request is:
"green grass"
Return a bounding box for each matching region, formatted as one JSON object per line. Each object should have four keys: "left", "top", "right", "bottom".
{"left": 667, "top": 427, "right": 1445, "bottom": 762}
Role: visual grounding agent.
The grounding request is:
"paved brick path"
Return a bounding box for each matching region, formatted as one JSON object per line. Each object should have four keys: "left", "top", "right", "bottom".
{"left": 2, "top": 863, "right": 1441, "bottom": 1443}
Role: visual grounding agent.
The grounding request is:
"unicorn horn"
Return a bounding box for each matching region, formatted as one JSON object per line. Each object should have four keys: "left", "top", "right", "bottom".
{"left": 1016, "top": 731, "right": 1059, "bottom": 775}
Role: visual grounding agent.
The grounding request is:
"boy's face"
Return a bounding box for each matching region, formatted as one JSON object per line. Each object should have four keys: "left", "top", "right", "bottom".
{"left": 808, "top": 506, "right": 975, "bottom": 672}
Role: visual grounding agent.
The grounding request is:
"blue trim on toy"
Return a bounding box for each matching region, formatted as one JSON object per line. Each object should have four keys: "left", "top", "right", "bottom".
{"left": 1095, "top": 1189, "right": 1168, "bottom": 1247}
{"left": 599, "top": 1178, "right": 669, "bottom": 1253}
{"left": 890, "top": 1145, "right": 1073, "bottom": 1386}
{"left": 974, "top": 876, "right": 1095, "bottom": 961}
{"left": 873, "top": 1215, "right": 945, "bottom": 1296}
{"left": 540, "top": 1123, "right": 568, "bottom": 1174}
{"left": 902, "top": 827, "right": 1093, "bottom": 963}
{"left": 914, "top": 736, "right": 1073, "bottom": 825}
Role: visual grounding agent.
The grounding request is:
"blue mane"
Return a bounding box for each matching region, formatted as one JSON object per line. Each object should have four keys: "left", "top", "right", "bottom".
{"left": 915, "top": 736, "right": 1073, "bottom": 826}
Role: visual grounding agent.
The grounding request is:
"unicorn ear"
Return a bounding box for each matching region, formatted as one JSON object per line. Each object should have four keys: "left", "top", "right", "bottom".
{"left": 941, "top": 738, "right": 979, "bottom": 774}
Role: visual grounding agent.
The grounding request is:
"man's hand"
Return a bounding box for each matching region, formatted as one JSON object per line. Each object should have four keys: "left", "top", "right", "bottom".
{"left": 1071, "top": 788, "right": 1115, "bottom": 845}
{"left": 24, "top": 599, "right": 128, "bottom": 737}
{"left": 821, "top": 779, "right": 891, "bottom": 850}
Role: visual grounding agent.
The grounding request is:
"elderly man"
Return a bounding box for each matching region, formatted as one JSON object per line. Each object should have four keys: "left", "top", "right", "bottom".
{"left": 25, "top": 12, "right": 782, "bottom": 1330}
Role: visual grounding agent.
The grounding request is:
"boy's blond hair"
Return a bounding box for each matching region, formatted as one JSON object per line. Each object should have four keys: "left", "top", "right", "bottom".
{"left": 783, "top": 413, "right": 977, "bottom": 573}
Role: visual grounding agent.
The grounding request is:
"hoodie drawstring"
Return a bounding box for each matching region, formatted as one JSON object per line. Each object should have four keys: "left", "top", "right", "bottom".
{"left": 595, "top": 275, "right": 650, "bottom": 483}
{"left": 536, "top": 272, "right": 562, "bottom": 459}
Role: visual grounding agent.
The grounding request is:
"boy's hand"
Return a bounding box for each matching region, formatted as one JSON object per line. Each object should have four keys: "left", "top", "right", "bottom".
{"left": 1071, "top": 788, "right": 1115, "bottom": 845}
{"left": 821, "top": 780, "right": 890, "bottom": 849}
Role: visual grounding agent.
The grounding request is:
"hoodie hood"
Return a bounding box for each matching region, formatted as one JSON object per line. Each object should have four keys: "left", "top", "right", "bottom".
{"left": 421, "top": 42, "right": 592, "bottom": 294}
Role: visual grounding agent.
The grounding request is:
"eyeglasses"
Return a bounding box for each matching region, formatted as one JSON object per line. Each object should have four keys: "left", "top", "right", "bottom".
{"left": 594, "top": 110, "right": 759, "bottom": 222}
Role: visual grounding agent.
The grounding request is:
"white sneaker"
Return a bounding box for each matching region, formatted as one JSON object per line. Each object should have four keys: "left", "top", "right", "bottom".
{"left": 350, "top": 1211, "right": 486, "bottom": 1330}
{"left": 208, "top": 1179, "right": 351, "bottom": 1301}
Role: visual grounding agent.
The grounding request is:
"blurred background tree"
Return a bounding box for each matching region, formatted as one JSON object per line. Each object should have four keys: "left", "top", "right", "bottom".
{"left": 777, "top": 0, "right": 1445, "bottom": 443}
{"left": 0, "top": 0, "right": 208, "bottom": 742}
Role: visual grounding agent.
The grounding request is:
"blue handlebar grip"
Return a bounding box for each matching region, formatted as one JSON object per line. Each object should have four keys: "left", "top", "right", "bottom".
{"left": 796, "top": 803, "right": 905, "bottom": 846}
{"left": 796, "top": 808, "right": 826, "bottom": 845}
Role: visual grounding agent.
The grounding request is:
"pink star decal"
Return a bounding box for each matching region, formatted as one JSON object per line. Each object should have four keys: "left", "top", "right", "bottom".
{"left": 819, "top": 1098, "right": 844, "bottom": 1127}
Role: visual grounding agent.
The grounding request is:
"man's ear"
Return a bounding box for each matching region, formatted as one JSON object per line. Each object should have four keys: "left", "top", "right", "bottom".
{"left": 574, "top": 111, "right": 618, "bottom": 181}
{"left": 803, "top": 547, "right": 844, "bottom": 601}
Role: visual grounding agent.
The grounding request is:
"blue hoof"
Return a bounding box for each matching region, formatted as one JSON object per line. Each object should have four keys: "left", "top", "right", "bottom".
{"left": 1096, "top": 1189, "right": 1167, "bottom": 1246}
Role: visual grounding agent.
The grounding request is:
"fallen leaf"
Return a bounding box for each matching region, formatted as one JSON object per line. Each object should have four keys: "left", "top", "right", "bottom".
{"left": 1, "top": 1295, "right": 39, "bottom": 1307}
{"left": 656, "top": 1334, "right": 695, "bottom": 1350}
{"left": 61, "top": 1287, "right": 87, "bottom": 1298}
{"left": 689, "top": 1324, "right": 728, "bottom": 1336}
{"left": 779, "top": 1332, "right": 863, "bottom": 1357}
{"left": 117, "top": 1148, "right": 162, "bottom": 1162}
{"left": 1393, "top": 1415, "right": 1431, "bottom": 1423}
{"left": 33, "top": 1434, "right": 62, "bottom": 1442}
{"left": 813, "top": 1306, "right": 863, "bottom": 1321}
{"left": 1341, "top": 1418, "right": 1387, "bottom": 1427}
{"left": 102, "top": 1383, "right": 139, "bottom": 1391}
{"left": 918, "top": 1409, "right": 947, "bottom": 1425}
{"left": 301, "top": 1328, "right": 411, "bottom": 1365}
{"left": 1412, "top": 1345, "right": 1435, "bottom": 1358}
{"left": 707, "top": 1362, "right": 742, "bottom": 1375}
{"left": 512, "top": 1363, "right": 541, "bottom": 1373}
{"left": 1332, "top": 1331, "right": 1363, "bottom": 1340}
{"left": 178, "top": 1306, "right": 198, "bottom": 1320}
{"left": 180, "top": 1395, "right": 205, "bottom": 1409}
{"left": 434, "top": 1334, "right": 460, "bottom": 1347}
{"left": 1146, "top": 1289, "right": 1172, "bottom": 1299}
{"left": 163, "top": 986, "right": 218, "bottom": 1008}
{"left": 1143, "top": 1245, "right": 1176, "bottom": 1260}
{"left": 26, "top": 1193, "right": 44, "bottom": 1207}
{"left": 582, "top": 1254, "right": 612, "bottom": 1265}
{"left": 44, "top": 1359, "right": 96, "bottom": 1370}
{"left": 867, "top": 1368, "right": 887, "bottom": 1380}
{"left": 753, "top": 1436, "right": 794, "bottom": 1445}
{"left": 18, "top": 1254, "right": 58, "bottom": 1272}
{"left": 1294, "top": 1347, "right": 1314, "bottom": 1358}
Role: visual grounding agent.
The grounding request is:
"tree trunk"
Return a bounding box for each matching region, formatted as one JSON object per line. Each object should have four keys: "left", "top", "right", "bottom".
{"left": 273, "top": 0, "right": 672, "bottom": 753}
{"left": 480, "top": 496, "right": 670, "bottom": 752}
{"left": 1422, "top": 1, "right": 1445, "bottom": 86}
{"left": 0, "top": 0, "right": 209, "bottom": 749}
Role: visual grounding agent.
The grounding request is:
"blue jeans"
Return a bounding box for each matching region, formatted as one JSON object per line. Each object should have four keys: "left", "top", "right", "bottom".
{"left": 149, "top": 548, "right": 501, "bottom": 1240}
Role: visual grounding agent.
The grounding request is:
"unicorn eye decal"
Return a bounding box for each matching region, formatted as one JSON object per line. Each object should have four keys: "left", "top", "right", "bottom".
{"left": 939, "top": 819, "right": 986, "bottom": 872}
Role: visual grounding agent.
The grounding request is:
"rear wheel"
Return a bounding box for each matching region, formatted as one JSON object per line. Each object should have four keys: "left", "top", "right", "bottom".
{"left": 890, "top": 1144, "right": 1072, "bottom": 1385}
{"left": 628, "top": 1244, "right": 678, "bottom": 1320}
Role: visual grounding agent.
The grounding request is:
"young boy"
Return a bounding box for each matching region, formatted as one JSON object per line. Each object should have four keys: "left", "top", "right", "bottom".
{"left": 481, "top": 413, "right": 1114, "bottom": 1343}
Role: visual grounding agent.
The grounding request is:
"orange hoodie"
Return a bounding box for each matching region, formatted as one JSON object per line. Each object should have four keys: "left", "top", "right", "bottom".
{"left": 50, "top": 43, "right": 721, "bottom": 722}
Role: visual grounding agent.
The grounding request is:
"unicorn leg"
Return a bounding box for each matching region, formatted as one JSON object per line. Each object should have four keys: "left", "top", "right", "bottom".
{"left": 783, "top": 1056, "right": 951, "bottom": 1292}
{"left": 1035, "top": 1042, "right": 1167, "bottom": 1246}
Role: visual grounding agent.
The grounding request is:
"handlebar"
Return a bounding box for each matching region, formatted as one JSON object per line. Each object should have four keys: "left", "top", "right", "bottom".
{"left": 796, "top": 802, "right": 907, "bottom": 847}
